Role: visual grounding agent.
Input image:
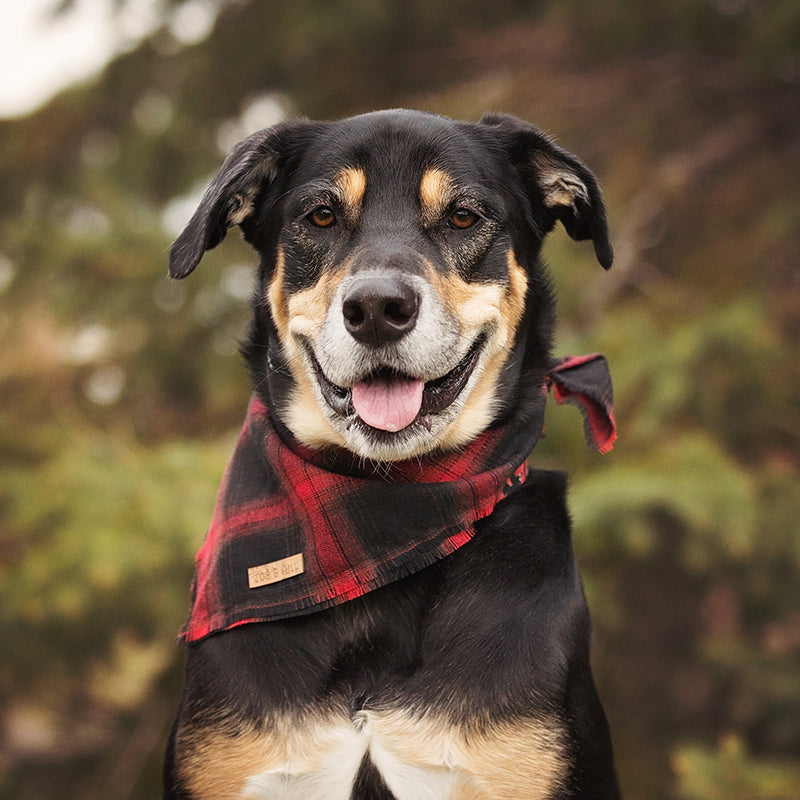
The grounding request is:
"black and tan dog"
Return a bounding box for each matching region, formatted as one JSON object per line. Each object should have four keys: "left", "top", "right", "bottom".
{"left": 164, "top": 110, "right": 620, "bottom": 800}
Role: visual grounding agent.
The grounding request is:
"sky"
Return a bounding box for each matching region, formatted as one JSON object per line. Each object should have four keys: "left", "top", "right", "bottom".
{"left": 0, "top": 0, "right": 218, "bottom": 118}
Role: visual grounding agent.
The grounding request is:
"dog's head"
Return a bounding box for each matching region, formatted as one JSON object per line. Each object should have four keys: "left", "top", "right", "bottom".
{"left": 170, "top": 110, "right": 611, "bottom": 461}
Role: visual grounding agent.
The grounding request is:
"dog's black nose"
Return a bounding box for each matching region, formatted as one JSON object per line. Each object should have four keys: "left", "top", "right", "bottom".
{"left": 342, "top": 274, "right": 419, "bottom": 346}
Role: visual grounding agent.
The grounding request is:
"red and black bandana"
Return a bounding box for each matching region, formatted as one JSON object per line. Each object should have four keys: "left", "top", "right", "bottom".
{"left": 181, "top": 354, "right": 615, "bottom": 642}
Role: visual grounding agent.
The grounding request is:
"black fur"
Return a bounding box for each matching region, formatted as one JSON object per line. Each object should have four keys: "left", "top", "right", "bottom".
{"left": 164, "top": 110, "right": 619, "bottom": 799}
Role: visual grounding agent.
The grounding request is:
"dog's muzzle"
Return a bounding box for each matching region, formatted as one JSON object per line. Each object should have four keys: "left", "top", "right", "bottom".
{"left": 310, "top": 334, "right": 485, "bottom": 433}
{"left": 307, "top": 269, "right": 485, "bottom": 434}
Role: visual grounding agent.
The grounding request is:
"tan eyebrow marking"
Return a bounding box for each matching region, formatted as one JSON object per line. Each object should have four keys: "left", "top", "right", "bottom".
{"left": 419, "top": 168, "right": 455, "bottom": 227}
{"left": 333, "top": 167, "right": 367, "bottom": 218}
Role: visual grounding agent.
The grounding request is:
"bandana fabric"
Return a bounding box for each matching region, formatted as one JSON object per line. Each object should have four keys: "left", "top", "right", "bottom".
{"left": 548, "top": 353, "right": 617, "bottom": 455}
{"left": 181, "top": 354, "right": 615, "bottom": 643}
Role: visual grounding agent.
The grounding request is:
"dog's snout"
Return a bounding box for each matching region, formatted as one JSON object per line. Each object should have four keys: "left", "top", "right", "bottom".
{"left": 342, "top": 274, "right": 419, "bottom": 347}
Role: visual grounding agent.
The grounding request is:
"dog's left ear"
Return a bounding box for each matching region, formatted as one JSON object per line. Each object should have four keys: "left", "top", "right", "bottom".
{"left": 168, "top": 130, "right": 278, "bottom": 279}
{"left": 169, "top": 120, "right": 318, "bottom": 279}
{"left": 480, "top": 113, "right": 613, "bottom": 270}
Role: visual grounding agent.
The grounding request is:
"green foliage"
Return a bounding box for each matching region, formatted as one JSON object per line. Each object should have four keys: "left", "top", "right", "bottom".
{"left": 550, "top": 0, "right": 800, "bottom": 74}
{"left": 561, "top": 298, "right": 792, "bottom": 570}
{"left": 674, "top": 735, "right": 800, "bottom": 800}
{"left": 0, "top": 421, "right": 231, "bottom": 695}
{"left": 570, "top": 431, "right": 758, "bottom": 567}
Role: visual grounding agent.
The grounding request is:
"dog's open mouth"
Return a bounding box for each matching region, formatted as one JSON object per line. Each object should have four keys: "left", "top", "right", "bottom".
{"left": 309, "top": 336, "right": 485, "bottom": 433}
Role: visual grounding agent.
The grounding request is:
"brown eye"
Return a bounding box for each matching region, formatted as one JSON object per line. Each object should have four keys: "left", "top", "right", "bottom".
{"left": 449, "top": 208, "right": 479, "bottom": 229}
{"left": 308, "top": 206, "right": 336, "bottom": 228}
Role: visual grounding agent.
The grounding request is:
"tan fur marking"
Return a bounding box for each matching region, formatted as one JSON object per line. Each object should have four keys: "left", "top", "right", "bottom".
{"left": 285, "top": 385, "right": 348, "bottom": 450}
{"left": 177, "top": 714, "right": 366, "bottom": 800}
{"left": 267, "top": 247, "right": 290, "bottom": 341}
{"left": 429, "top": 251, "right": 528, "bottom": 451}
{"left": 504, "top": 249, "right": 529, "bottom": 331}
{"left": 177, "top": 707, "right": 566, "bottom": 800}
{"left": 228, "top": 191, "right": 256, "bottom": 226}
{"left": 177, "top": 721, "right": 275, "bottom": 800}
{"left": 369, "top": 708, "right": 566, "bottom": 799}
{"left": 419, "top": 168, "right": 455, "bottom": 227}
{"left": 267, "top": 252, "right": 348, "bottom": 449}
{"left": 284, "top": 271, "right": 338, "bottom": 340}
{"left": 334, "top": 167, "right": 367, "bottom": 221}
{"left": 453, "top": 721, "right": 567, "bottom": 799}
{"left": 531, "top": 152, "right": 588, "bottom": 212}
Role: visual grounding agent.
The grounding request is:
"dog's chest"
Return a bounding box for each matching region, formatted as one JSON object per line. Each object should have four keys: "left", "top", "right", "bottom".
{"left": 182, "top": 705, "right": 566, "bottom": 800}
{"left": 176, "top": 488, "right": 580, "bottom": 799}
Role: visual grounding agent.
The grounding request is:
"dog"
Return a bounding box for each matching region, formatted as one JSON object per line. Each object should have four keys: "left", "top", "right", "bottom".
{"left": 163, "top": 109, "right": 620, "bottom": 800}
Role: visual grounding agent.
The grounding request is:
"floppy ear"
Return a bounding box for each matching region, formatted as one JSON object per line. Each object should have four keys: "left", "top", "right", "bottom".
{"left": 480, "top": 113, "right": 613, "bottom": 270}
{"left": 168, "top": 124, "right": 295, "bottom": 279}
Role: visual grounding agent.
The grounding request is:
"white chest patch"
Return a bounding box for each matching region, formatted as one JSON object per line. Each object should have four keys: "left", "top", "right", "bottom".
{"left": 242, "top": 710, "right": 457, "bottom": 800}
{"left": 242, "top": 716, "right": 365, "bottom": 800}
{"left": 240, "top": 708, "right": 565, "bottom": 800}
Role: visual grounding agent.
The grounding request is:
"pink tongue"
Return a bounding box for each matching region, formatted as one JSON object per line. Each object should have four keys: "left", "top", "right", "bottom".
{"left": 351, "top": 377, "right": 424, "bottom": 432}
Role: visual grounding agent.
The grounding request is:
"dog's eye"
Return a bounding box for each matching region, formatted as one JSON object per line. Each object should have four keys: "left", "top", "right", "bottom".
{"left": 448, "top": 208, "right": 479, "bottom": 230}
{"left": 308, "top": 206, "right": 336, "bottom": 228}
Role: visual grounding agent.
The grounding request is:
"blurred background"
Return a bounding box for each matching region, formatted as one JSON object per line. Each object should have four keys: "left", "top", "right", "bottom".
{"left": 1, "top": 1, "right": 798, "bottom": 798}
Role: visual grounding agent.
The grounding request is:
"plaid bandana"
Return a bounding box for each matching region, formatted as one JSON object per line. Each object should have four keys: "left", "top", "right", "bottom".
{"left": 181, "top": 354, "right": 615, "bottom": 642}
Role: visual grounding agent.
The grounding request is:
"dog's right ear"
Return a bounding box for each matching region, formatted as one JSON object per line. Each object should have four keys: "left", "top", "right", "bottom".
{"left": 479, "top": 113, "right": 613, "bottom": 270}
{"left": 169, "top": 123, "right": 305, "bottom": 279}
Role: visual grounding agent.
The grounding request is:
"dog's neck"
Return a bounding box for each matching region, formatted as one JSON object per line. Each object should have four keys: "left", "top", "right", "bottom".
{"left": 181, "top": 394, "right": 536, "bottom": 642}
